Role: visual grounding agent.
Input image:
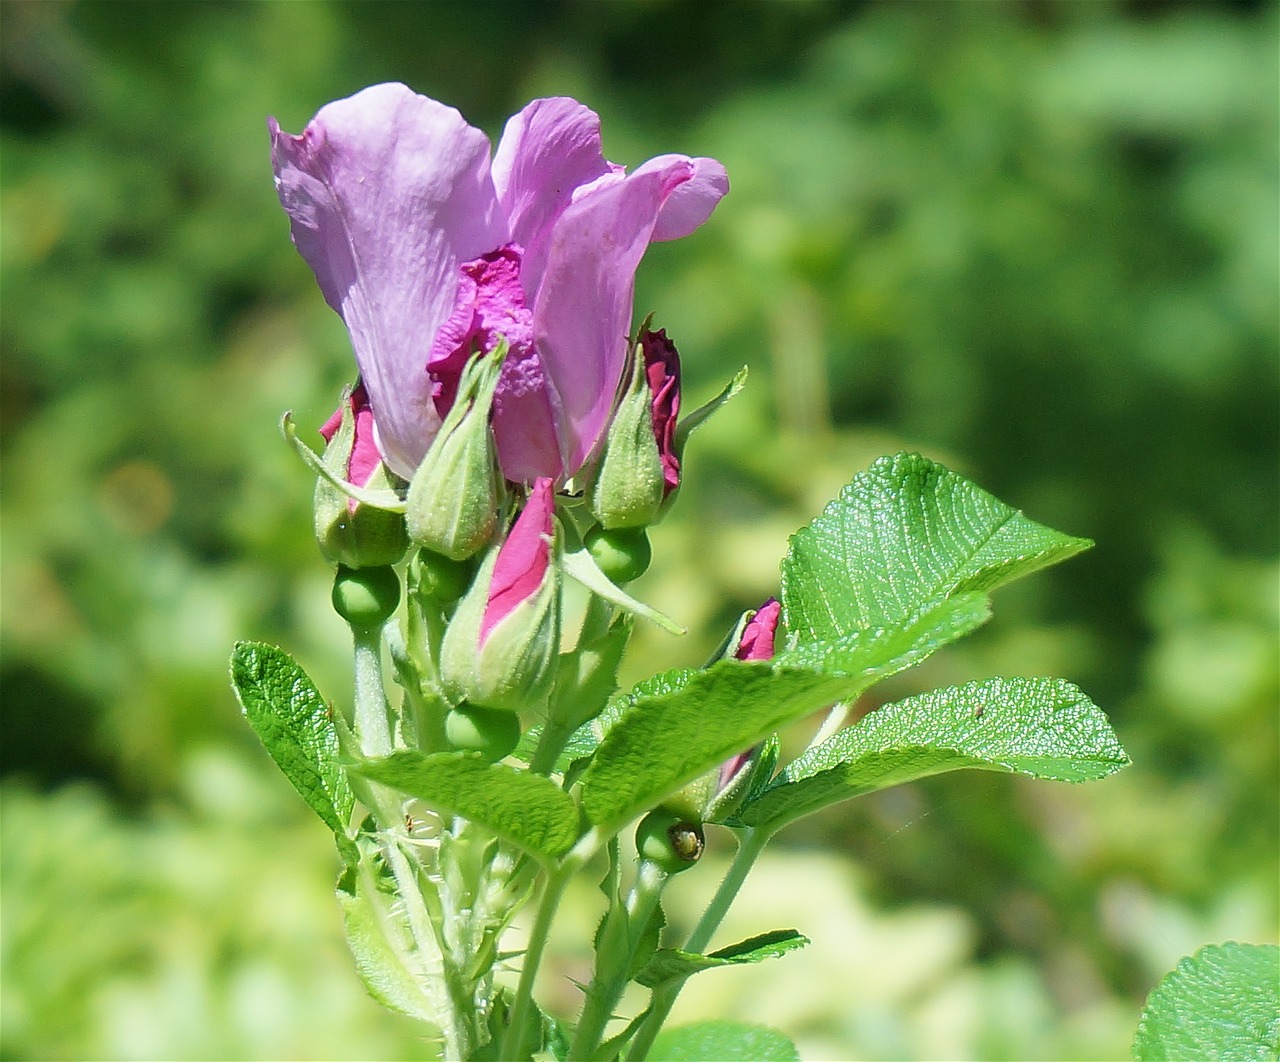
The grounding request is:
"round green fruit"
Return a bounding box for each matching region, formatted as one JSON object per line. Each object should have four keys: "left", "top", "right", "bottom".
{"left": 445, "top": 703, "right": 522, "bottom": 762}
{"left": 331, "top": 564, "right": 401, "bottom": 630}
{"left": 411, "top": 547, "right": 473, "bottom": 605}
{"left": 635, "top": 808, "right": 705, "bottom": 874}
{"left": 585, "top": 524, "right": 651, "bottom": 584}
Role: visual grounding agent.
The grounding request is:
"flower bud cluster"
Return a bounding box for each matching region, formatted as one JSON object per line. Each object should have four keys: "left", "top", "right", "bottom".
{"left": 307, "top": 329, "right": 699, "bottom": 758}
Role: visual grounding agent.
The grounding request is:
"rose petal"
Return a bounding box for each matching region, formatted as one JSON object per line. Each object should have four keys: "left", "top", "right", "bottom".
{"left": 490, "top": 98, "right": 616, "bottom": 293}
{"left": 735, "top": 597, "right": 781, "bottom": 662}
{"left": 481, "top": 477, "right": 555, "bottom": 645}
{"left": 427, "top": 244, "right": 536, "bottom": 415}
{"left": 532, "top": 157, "right": 696, "bottom": 477}
{"left": 639, "top": 155, "right": 729, "bottom": 242}
{"left": 270, "top": 83, "right": 506, "bottom": 478}
{"left": 641, "top": 329, "right": 682, "bottom": 496}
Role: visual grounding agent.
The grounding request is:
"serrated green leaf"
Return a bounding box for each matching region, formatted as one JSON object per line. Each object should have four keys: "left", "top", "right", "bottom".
{"left": 636, "top": 929, "right": 809, "bottom": 989}
{"left": 230, "top": 641, "right": 353, "bottom": 835}
{"left": 352, "top": 749, "right": 581, "bottom": 861}
{"left": 739, "top": 677, "right": 1129, "bottom": 831}
{"left": 580, "top": 595, "right": 990, "bottom": 830}
{"left": 782, "top": 452, "right": 1091, "bottom": 643}
{"left": 336, "top": 851, "right": 441, "bottom": 1028}
{"left": 1133, "top": 942, "right": 1279, "bottom": 1061}
{"left": 647, "top": 1021, "right": 799, "bottom": 1061}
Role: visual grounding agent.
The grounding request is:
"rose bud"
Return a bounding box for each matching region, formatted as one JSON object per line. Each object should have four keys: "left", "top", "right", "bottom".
{"left": 405, "top": 348, "right": 505, "bottom": 561}
{"left": 663, "top": 598, "right": 783, "bottom": 824}
{"left": 438, "top": 478, "right": 561, "bottom": 713}
{"left": 314, "top": 382, "right": 409, "bottom": 569}
{"left": 586, "top": 328, "right": 681, "bottom": 531}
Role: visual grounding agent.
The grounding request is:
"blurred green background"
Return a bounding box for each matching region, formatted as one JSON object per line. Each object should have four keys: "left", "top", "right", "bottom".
{"left": 2, "top": 1, "right": 1276, "bottom": 1059}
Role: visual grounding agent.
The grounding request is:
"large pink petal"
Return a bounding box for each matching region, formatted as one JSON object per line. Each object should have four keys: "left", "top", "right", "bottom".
{"left": 491, "top": 346, "right": 564, "bottom": 484}
{"left": 532, "top": 158, "right": 696, "bottom": 477}
{"left": 490, "top": 98, "right": 616, "bottom": 294}
{"left": 636, "top": 155, "right": 730, "bottom": 242}
{"left": 270, "top": 83, "right": 506, "bottom": 477}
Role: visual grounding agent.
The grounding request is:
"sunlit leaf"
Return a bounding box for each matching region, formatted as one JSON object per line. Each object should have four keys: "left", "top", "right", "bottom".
{"left": 739, "top": 677, "right": 1129, "bottom": 831}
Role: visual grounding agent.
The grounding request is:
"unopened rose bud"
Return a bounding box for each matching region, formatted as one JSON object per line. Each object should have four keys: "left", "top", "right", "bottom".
{"left": 664, "top": 598, "right": 783, "bottom": 824}
{"left": 405, "top": 347, "right": 505, "bottom": 560}
{"left": 438, "top": 478, "right": 561, "bottom": 712}
{"left": 314, "top": 383, "right": 409, "bottom": 569}
{"left": 586, "top": 329, "right": 681, "bottom": 530}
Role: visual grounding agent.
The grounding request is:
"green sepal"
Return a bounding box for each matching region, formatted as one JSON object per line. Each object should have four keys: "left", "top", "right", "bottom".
{"left": 310, "top": 389, "right": 409, "bottom": 568}
{"left": 282, "top": 412, "right": 406, "bottom": 511}
{"left": 636, "top": 929, "right": 809, "bottom": 989}
{"left": 586, "top": 347, "right": 667, "bottom": 530}
{"left": 673, "top": 366, "right": 748, "bottom": 456}
{"left": 405, "top": 345, "right": 506, "bottom": 560}
{"left": 438, "top": 530, "right": 561, "bottom": 713}
{"left": 560, "top": 516, "right": 684, "bottom": 634}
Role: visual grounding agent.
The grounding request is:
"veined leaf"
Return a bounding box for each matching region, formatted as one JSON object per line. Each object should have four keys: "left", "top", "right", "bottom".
{"left": 352, "top": 750, "right": 581, "bottom": 861}
{"left": 738, "top": 677, "right": 1129, "bottom": 831}
{"left": 230, "top": 641, "right": 353, "bottom": 835}
{"left": 1132, "top": 942, "right": 1279, "bottom": 1061}
{"left": 579, "top": 596, "right": 985, "bottom": 830}
{"left": 782, "top": 452, "right": 1091, "bottom": 644}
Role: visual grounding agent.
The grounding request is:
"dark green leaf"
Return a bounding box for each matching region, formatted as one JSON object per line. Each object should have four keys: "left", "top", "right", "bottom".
{"left": 739, "top": 677, "right": 1129, "bottom": 830}
{"left": 1133, "top": 942, "right": 1279, "bottom": 1061}
{"left": 782, "top": 452, "right": 1091, "bottom": 643}
{"left": 636, "top": 929, "right": 809, "bottom": 989}
{"left": 352, "top": 749, "right": 581, "bottom": 861}
{"left": 647, "top": 1021, "right": 799, "bottom": 1061}
{"left": 230, "top": 641, "right": 353, "bottom": 835}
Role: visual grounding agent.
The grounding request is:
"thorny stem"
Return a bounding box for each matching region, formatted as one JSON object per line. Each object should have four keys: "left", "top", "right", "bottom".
{"left": 624, "top": 827, "right": 773, "bottom": 1061}
{"left": 500, "top": 830, "right": 604, "bottom": 1061}
{"left": 570, "top": 858, "right": 669, "bottom": 1061}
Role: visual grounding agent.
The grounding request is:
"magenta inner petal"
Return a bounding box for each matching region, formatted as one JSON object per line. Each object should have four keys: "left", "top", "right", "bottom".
{"left": 492, "top": 347, "right": 565, "bottom": 484}
{"left": 641, "top": 329, "right": 682, "bottom": 496}
{"left": 735, "top": 598, "right": 781, "bottom": 662}
{"left": 427, "top": 245, "right": 535, "bottom": 418}
{"left": 480, "top": 478, "right": 555, "bottom": 645}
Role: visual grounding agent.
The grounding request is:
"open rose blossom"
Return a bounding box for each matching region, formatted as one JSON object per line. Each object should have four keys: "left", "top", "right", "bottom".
{"left": 270, "top": 83, "right": 728, "bottom": 484}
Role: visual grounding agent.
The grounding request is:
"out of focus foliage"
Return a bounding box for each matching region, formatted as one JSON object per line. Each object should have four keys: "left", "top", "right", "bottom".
{"left": 1, "top": 2, "right": 1275, "bottom": 1059}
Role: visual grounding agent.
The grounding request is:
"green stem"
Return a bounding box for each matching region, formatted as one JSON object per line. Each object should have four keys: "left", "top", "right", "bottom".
{"left": 624, "top": 827, "right": 772, "bottom": 1061}
{"left": 806, "top": 699, "right": 852, "bottom": 753}
{"left": 579, "top": 594, "right": 615, "bottom": 646}
{"left": 570, "top": 858, "right": 670, "bottom": 1061}
{"left": 529, "top": 719, "right": 572, "bottom": 775}
{"left": 382, "top": 836, "right": 473, "bottom": 1058}
{"left": 352, "top": 625, "right": 394, "bottom": 757}
{"left": 500, "top": 830, "right": 601, "bottom": 1061}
